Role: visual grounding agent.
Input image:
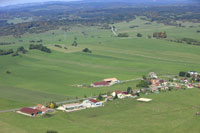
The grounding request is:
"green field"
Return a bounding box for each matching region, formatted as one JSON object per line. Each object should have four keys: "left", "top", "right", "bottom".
{"left": 0, "top": 17, "right": 200, "bottom": 132}
{"left": 1, "top": 89, "right": 200, "bottom": 133}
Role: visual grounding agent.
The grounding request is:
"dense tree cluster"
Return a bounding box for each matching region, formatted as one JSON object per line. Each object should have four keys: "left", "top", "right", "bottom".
{"left": 29, "top": 44, "right": 51, "bottom": 53}
{"left": 153, "top": 32, "right": 167, "bottom": 38}
{"left": 0, "top": 3, "right": 199, "bottom": 37}
{"left": 169, "top": 38, "right": 200, "bottom": 46}
{"left": 0, "top": 42, "right": 15, "bottom": 45}
{"left": 0, "top": 49, "right": 14, "bottom": 56}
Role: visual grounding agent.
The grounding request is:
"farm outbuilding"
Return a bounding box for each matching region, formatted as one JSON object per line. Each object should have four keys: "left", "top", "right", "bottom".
{"left": 90, "top": 81, "right": 110, "bottom": 87}
{"left": 18, "top": 107, "right": 42, "bottom": 116}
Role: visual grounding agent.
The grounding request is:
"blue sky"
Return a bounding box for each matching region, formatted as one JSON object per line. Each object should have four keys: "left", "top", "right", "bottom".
{"left": 0, "top": 0, "right": 197, "bottom": 7}
{"left": 0, "top": 0, "right": 80, "bottom": 6}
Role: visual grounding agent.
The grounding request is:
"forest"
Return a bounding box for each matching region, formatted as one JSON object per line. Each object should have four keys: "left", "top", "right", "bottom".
{"left": 0, "top": 3, "right": 199, "bottom": 37}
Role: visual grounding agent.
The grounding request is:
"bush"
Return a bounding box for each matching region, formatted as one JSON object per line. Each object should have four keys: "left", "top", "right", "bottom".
{"left": 17, "top": 46, "right": 28, "bottom": 54}
{"left": 46, "top": 130, "right": 58, "bottom": 133}
{"left": 136, "top": 80, "right": 151, "bottom": 88}
{"left": 137, "top": 33, "right": 142, "bottom": 37}
{"left": 82, "top": 48, "right": 92, "bottom": 53}
{"left": 29, "top": 44, "right": 51, "bottom": 53}
{"left": 118, "top": 33, "right": 129, "bottom": 37}
{"left": 127, "top": 87, "right": 133, "bottom": 94}
{"left": 54, "top": 44, "right": 62, "bottom": 48}
{"left": 179, "top": 71, "right": 186, "bottom": 77}
{"left": 6, "top": 70, "right": 11, "bottom": 74}
{"left": 153, "top": 32, "right": 167, "bottom": 38}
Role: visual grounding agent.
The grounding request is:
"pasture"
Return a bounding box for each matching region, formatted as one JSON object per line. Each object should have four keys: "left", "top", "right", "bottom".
{"left": 0, "top": 18, "right": 200, "bottom": 110}
{"left": 0, "top": 88, "right": 200, "bottom": 133}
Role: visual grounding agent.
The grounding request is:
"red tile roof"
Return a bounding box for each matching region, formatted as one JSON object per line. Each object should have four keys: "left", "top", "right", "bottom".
{"left": 93, "top": 81, "right": 109, "bottom": 86}
{"left": 20, "top": 107, "right": 41, "bottom": 115}
{"left": 89, "top": 99, "right": 98, "bottom": 103}
{"left": 115, "top": 90, "right": 122, "bottom": 94}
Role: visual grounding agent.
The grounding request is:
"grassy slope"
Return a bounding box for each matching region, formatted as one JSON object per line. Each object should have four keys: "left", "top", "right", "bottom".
{"left": 0, "top": 17, "right": 200, "bottom": 132}
{"left": 0, "top": 89, "right": 200, "bottom": 133}
{"left": 0, "top": 18, "right": 200, "bottom": 110}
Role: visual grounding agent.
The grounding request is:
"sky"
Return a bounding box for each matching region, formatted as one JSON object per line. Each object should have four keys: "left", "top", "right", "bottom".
{"left": 0, "top": 0, "right": 198, "bottom": 7}
{"left": 0, "top": 0, "right": 80, "bottom": 7}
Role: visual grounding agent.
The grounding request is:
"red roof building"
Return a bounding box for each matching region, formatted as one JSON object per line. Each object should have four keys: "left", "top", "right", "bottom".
{"left": 91, "top": 81, "right": 110, "bottom": 87}
{"left": 89, "top": 99, "right": 98, "bottom": 103}
{"left": 115, "top": 90, "right": 122, "bottom": 94}
{"left": 19, "top": 107, "right": 42, "bottom": 116}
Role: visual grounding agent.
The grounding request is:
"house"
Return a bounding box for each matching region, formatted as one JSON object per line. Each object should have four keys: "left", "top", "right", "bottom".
{"left": 149, "top": 72, "right": 158, "bottom": 79}
{"left": 180, "top": 78, "right": 188, "bottom": 83}
{"left": 149, "top": 85, "right": 159, "bottom": 92}
{"left": 150, "top": 79, "right": 160, "bottom": 86}
{"left": 111, "top": 90, "right": 124, "bottom": 99}
{"left": 176, "top": 85, "right": 182, "bottom": 89}
{"left": 87, "top": 99, "right": 103, "bottom": 107}
{"left": 103, "top": 78, "right": 119, "bottom": 84}
{"left": 35, "top": 104, "right": 53, "bottom": 114}
{"left": 188, "top": 71, "right": 198, "bottom": 76}
{"left": 186, "top": 84, "right": 194, "bottom": 89}
{"left": 198, "top": 84, "right": 200, "bottom": 88}
{"left": 90, "top": 81, "right": 110, "bottom": 87}
{"left": 18, "top": 107, "right": 42, "bottom": 116}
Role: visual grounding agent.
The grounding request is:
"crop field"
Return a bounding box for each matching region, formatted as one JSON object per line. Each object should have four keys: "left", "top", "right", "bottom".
{"left": 0, "top": 17, "right": 200, "bottom": 132}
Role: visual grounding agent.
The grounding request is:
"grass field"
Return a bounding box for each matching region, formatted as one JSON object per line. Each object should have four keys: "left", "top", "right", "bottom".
{"left": 0, "top": 17, "right": 200, "bottom": 132}
{"left": 0, "top": 88, "right": 200, "bottom": 133}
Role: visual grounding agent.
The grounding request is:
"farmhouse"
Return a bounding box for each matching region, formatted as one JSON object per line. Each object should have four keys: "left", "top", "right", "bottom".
{"left": 90, "top": 81, "right": 110, "bottom": 87}
{"left": 111, "top": 90, "right": 124, "bottom": 99}
{"left": 18, "top": 107, "right": 42, "bottom": 116}
{"left": 35, "top": 104, "right": 53, "bottom": 114}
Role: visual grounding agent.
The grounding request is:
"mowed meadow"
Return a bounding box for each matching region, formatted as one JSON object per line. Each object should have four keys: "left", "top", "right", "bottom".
{"left": 1, "top": 89, "right": 200, "bottom": 133}
{"left": 0, "top": 18, "right": 200, "bottom": 110}
{"left": 0, "top": 17, "right": 200, "bottom": 133}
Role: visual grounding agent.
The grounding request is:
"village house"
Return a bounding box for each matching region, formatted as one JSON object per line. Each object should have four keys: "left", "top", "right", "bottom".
{"left": 35, "top": 104, "right": 53, "bottom": 114}
{"left": 186, "top": 84, "right": 194, "bottom": 89}
{"left": 111, "top": 90, "right": 124, "bottom": 99}
{"left": 149, "top": 72, "right": 158, "bottom": 79}
{"left": 180, "top": 78, "right": 188, "bottom": 84}
{"left": 188, "top": 71, "right": 198, "bottom": 76}
{"left": 17, "top": 107, "right": 42, "bottom": 117}
{"left": 198, "top": 84, "right": 200, "bottom": 88}
{"left": 86, "top": 99, "right": 103, "bottom": 107}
